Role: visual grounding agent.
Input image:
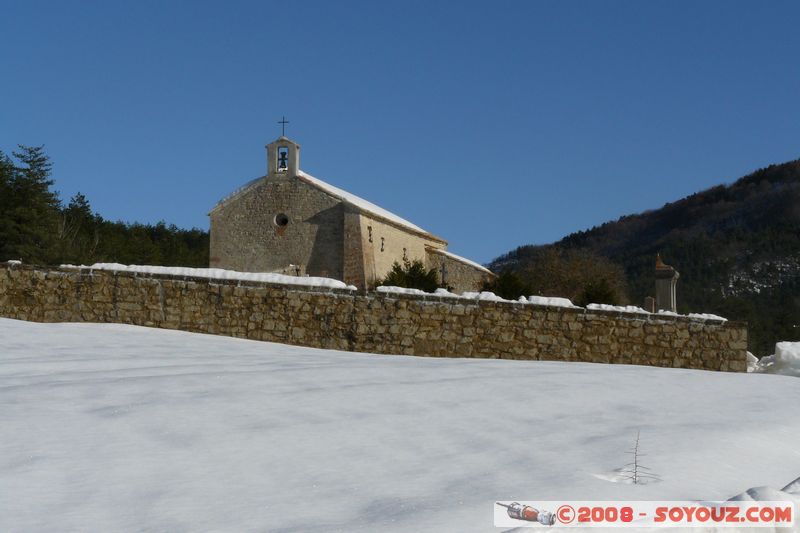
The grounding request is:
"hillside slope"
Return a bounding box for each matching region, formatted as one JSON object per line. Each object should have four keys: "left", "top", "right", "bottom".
{"left": 491, "top": 159, "right": 800, "bottom": 356}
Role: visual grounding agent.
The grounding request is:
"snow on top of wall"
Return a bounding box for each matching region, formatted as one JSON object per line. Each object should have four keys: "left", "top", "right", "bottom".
{"left": 377, "top": 286, "right": 463, "bottom": 298}
{"left": 660, "top": 310, "right": 727, "bottom": 322}
{"left": 297, "top": 170, "right": 433, "bottom": 237}
{"left": 377, "top": 287, "right": 505, "bottom": 301}
{"left": 376, "top": 287, "right": 579, "bottom": 308}
{"left": 59, "top": 263, "right": 357, "bottom": 290}
{"left": 591, "top": 304, "right": 729, "bottom": 320}
{"left": 427, "top": 248, "right": 493, "bottom": 274}
{"left": 587, "top": 303, "right": 650, "bottom": 314}
{"left": 750, "top": 341, "right": 800, "bottom": 377}
{"left": 460, "top": 291, "right": 507, "bottom": 302}
{"left": 686, "top": 312, "right": 728, "bottom": 322}
{"left": 376, "top": 286, "right": 429, "bottom": 296}
{"left": 433, "top": 288, "right": 462, "bottom": 298}
{"left": 374, "top": 286, "right": 729, "bottom": 322}
{"left": 525, "top": 295, "right": 579, "bottom": 308}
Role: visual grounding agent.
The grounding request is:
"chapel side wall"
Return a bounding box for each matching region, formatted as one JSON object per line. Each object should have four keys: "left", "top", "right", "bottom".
{"left": 357, "top": 214, "right": 445, "bottom": 288}
{"left": 209, "top": 177, "right": 345, "bottom": 279}
{"left": 426, "top": 252, "right": 494, "bottom": 293}
{"left": 0, "top": 263, "right": 748, "bottom": 372}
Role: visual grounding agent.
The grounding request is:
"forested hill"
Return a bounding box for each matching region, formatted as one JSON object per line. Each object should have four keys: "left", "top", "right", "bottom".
{"left": 491, "top": 159, "right": 800, "bottom": 357}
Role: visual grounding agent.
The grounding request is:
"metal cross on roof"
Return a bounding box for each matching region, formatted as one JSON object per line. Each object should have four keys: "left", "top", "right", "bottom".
{"left": 278, "top": 116, "right": 289, "bottom": 136}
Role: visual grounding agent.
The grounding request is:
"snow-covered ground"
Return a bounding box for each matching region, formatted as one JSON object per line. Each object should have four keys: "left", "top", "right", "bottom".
{"left": 1, "top": 318, "right": 798, "bottom": 532}
{"left": 752, "top": 342, "right": 800, "bottom": 378}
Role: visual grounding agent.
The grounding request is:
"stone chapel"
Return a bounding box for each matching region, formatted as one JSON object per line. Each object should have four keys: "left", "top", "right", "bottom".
{"left": 209, "top": 136, "right": 495, "bottom": 292}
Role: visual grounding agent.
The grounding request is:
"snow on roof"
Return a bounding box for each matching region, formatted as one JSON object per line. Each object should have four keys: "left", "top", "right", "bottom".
{"left": 426, "top": 247, "right": 493, "bottom": 275}
{"left": 297, "top": 170, "right": 440, "bottom": 239}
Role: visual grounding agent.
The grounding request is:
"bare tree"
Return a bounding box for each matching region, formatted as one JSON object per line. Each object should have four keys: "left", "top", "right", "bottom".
{"left": 619, "top": 431, "right": 661, "bottom": 485}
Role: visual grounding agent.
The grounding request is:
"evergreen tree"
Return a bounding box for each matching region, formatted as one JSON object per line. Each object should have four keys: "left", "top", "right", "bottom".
{"left": 56, "top": 193, "right": 100, "bottom": 264}
{"left": 379, "top": 259, "right": 441, "bottom": 292}
{"left": 576, "top": 278, "right": 621, "bottom": 306}
{"left": 482, "top": 270, "right": 532, "bottom": 300}
{"left": 1, "top": 146, "right": 61, "bottom": 263}
{"left": 0, "top": 151, "right": 16, "bottom": 259}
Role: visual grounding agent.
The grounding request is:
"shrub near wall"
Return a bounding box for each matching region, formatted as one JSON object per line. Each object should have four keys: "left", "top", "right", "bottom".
{"left": 0, "top": 263, "right": 748, "bottom": 372}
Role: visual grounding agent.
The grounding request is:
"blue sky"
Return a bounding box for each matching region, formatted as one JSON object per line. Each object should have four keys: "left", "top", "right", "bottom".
{"left": 2, "top": 1, "right": 799, "bottom": 264}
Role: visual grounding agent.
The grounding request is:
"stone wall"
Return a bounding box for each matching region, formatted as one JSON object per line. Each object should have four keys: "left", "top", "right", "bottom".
{"left": 0, "top": 263, "right": 748, "bottom": 372}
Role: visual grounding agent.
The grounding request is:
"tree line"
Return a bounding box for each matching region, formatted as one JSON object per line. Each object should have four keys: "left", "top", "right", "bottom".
{"left": 0, "top": 145, "right": 208, "bottom": 267}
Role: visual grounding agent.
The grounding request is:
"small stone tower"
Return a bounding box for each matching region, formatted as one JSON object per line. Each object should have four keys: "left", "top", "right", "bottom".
{"left": 266, "top": 136, "right": 300, "bottom": 178}
{"left": 654, "top": 254, "right": 679, "bottom": 312}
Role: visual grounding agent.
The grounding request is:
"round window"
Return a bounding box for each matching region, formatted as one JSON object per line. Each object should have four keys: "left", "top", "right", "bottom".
{"left": 274, "top": 213, "right": 289, "bottom": 227}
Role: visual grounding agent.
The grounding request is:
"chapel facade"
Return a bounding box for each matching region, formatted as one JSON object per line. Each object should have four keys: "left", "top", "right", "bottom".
{"left": 209, "top": 136, "right": 494, "bottom": 292}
